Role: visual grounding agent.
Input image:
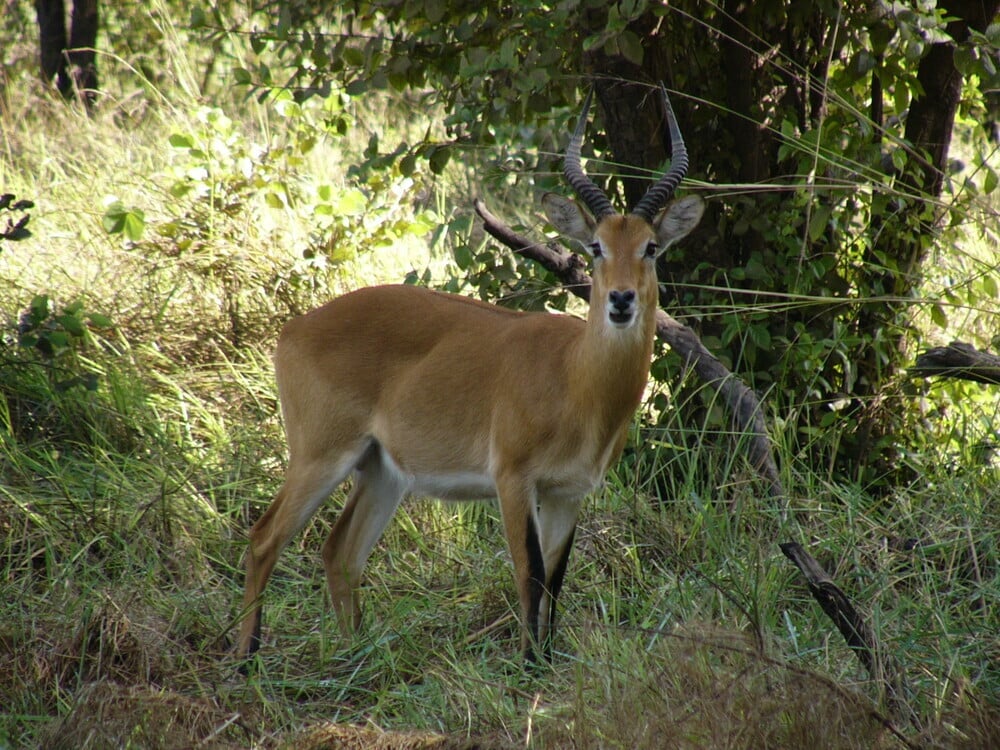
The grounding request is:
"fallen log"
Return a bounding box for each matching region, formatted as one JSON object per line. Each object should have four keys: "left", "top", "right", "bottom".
{"left": 910, "top": 341, "right": 1000, "bottom": 385}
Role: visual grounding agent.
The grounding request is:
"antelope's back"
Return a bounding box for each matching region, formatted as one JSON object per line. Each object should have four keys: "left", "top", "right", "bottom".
{"left": 272, "top": 285, "right": 583, "bottom": 457}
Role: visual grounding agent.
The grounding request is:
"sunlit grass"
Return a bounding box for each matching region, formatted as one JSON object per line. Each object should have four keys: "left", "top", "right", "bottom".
{"left": 2, "top": 3, "right": 999, "bottom": 749}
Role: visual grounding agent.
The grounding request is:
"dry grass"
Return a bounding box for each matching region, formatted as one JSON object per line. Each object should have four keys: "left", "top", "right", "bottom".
{"left": 2, "top": 4, "right": 999, "bottom": 748}
{"left": 38, "top": 682, "right": 251, "bottom": 750}
{"left": 537, "top": 626, "right": 891, "bottom": 750}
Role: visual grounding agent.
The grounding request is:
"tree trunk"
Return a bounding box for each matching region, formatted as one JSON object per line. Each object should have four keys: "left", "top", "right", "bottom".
{"left": 68, "top": 0, "right": 99, "bottom": 99}
{"left": 34, "top": 0, "right": 99, "bottom": 106}
{"left": 35, "top": 0, "right": 70, "bottom": 93}
{"left": 582, "top": 12, "right": 671, "bottom": 211}
{"left": 851, "top": 0, "right": 1000, "bottom": 467}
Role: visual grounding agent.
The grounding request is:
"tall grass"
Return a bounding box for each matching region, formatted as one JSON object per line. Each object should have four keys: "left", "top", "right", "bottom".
{"left": 2, "top": 4, "right": 998, "bottom": 749}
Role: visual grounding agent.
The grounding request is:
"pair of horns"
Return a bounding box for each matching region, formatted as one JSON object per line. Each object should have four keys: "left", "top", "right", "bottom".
{"left": 563, "top": 83, "right": 689, "bottom": 223}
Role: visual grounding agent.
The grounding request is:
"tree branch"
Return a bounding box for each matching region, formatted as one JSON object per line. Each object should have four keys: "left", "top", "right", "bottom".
{"left": 780, "top": 542, "right": 918, "bottom": 727}
{"left": 910, "top": 341, "right": 1000, "bottom": 385}
{"left": 473, "top": 198, "right": 783, "bottom": 498}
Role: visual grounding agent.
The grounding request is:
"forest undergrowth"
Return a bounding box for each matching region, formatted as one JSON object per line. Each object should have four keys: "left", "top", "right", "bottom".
{"left": 1, "top": 5, "right": 998, "bottom": 748}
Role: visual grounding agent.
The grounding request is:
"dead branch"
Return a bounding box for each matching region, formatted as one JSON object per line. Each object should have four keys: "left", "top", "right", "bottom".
{"left": 473, "top": 198, "right": 783, "bottom": 498}
{"left": 910, "top": 341, "right": 1000, "bottom": 385}
{"left": 779, "top": 542, "right": 918, "bottom": 727}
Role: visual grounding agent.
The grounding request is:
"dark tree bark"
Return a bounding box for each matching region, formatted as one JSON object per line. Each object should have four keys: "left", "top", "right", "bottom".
{"left": 34, "top": 0, "right": 99, "bottom": 106}
{"left": 581, "top": 13, "right": 671, "bottom": 212}
{"left": 851, "top": 0, "right": 1000, "bottom": 465}
{"left": 718, "top": 0, "right": 772, "bottom": 188}
{"left": 35, "top": 0, "right": 69, "bottom": 90}
{"left": 904, "top": 0, "right": 1000, "bottom": 197}
{"left": 911, "top": 342, "right": 1000, "bottom": 385}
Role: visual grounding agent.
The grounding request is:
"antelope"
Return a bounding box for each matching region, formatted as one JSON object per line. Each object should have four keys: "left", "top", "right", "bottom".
{"left": 237, "top": 86, "right": 704, "bottom": 664}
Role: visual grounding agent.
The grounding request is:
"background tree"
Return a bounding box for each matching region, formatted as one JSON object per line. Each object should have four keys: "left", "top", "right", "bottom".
{"left": 34, "top": 0, "right": 99, "bottom": 106}
{"left": 226, "top": 0, "right": 1000, "bottom": 485}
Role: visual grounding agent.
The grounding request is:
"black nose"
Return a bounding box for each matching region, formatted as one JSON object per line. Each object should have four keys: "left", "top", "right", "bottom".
{"left": 609, "top": 290, "right": 635, "bottom": 312}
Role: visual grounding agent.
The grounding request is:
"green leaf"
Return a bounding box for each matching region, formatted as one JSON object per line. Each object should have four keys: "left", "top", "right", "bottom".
{"left": 333, "top": 188, "right": 367, "bottom": 215}
{"left": 169, "top": 133, "right": 195, "bottom": 149}
{"left": 429, "top": 145, "right": 450, "bottom": 175}
{"left": 102, "top": 201, "right": 144, "bottom": 240}
{"left": 399, "top": 153, "right": 417, "bottom": 177}
{"left": 102, "top": 203, "right": 125, "bottom": 234}
{"left": 169, "top": 182, "right": 192, "bottom": 199}
{"left": 984, "top": 165, "right": 998, "bottom": 195}
{"left": 122, "top": 209, "right": 145, "bottom": 241}
{"left": 57, "top": 313, "right": 85, "bottom": 336}
{"left": 890, "top": 148, "right": 908, "bottom": 172}
{"left": 930, "top": 303, "right": 948, "bottom": 329}
{"left": 618, "top": 30, "right": 644, "bottom": 66}
{"left": 190, "top": 6, "right": 206, "bottom": 27}
{"left": 808, "top": 204, "right": 831, "bottom": 242}
{"left": 345, "top": 78, "right": 368, "bottom": 96}
{"left": 749, "top": 323, "right": 771, "bottom": 349}
{"left": 453, "top": 243, "right": 473, "bottom": 271}
{"left": 29, "top": 294, "right": 50, "bottom": 324}
{"left": 982, "top": 275, "right": 998, "bottom": 298}
{"left": 343, "top": 46, "right": 365, "bottom": 68}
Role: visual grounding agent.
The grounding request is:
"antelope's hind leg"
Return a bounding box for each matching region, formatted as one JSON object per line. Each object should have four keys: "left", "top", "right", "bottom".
{"left": 322, "top": 444, "right": 408, "bottom": 636}
{"left": 237, "top": 447, "right": 365, "bottom": 661}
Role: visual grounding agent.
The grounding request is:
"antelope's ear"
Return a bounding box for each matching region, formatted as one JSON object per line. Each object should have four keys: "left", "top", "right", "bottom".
{"left": 653, "top": 195, "right": 704, "bottom": 250}
{"left": 542, "top": 193, "right": 595, "bottom": 244}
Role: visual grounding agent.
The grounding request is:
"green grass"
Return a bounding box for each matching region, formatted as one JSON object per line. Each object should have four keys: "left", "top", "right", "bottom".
{"left": 2, "top": 6, "right": 999, "bottom": 748}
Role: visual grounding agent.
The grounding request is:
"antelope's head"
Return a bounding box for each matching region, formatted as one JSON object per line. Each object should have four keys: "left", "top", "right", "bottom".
{"left": 543, "top": 86, "right": 704, "bottom": 333}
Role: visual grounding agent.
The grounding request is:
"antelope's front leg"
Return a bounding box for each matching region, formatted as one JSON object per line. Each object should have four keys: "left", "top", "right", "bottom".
{"left": 536, "top": 496, "right": 580, "bottom": 657}
{"left": 495, "top": 473, "right": 546, "bottom": 662}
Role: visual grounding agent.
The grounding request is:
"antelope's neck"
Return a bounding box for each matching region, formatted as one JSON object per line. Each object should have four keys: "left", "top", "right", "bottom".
{"left": 571, "top": 308, "right": 657, "bottom": 433}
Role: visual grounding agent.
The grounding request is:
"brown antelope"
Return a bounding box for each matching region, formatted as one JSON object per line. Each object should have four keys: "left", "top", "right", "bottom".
{"left": 237, "top": 86, "right": 704, "bottom": 663}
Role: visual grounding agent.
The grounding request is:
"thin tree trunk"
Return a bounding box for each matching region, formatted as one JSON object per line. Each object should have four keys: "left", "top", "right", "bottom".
{"left": 68, "top": 0, "right": 98, "bottom": 100}
{"left": 34, "top": 0, "right": 99, "bottom": 106}
{"left": 851, "top": 0, "right": 1000, "bottom": 465}
{"left": 35, "top": 0, "right": 70, "bottom": 93}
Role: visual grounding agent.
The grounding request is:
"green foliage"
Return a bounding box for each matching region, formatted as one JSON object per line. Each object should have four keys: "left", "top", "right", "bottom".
{"left": 102, "top": 199, "right": 146, "bottom": 241}
{"left": 221, "top": 0, "right": 1000, "bottom": 484}
{"left": 0, "top": 294, "right": 130, "bottom": 456}
{"left": 1, "top": 1, "right": 997, "bottom": 745}
{"left": 15, "top": 294, "right": 110, "bottom": 367}
{"left": 114, "top": 95, "right": 442, "bottom": 347}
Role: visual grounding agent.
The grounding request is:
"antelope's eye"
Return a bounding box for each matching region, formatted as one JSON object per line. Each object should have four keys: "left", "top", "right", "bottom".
{"left": 588, "top": 242, "right": 603, "bottom": 258}
{"left": 644, "top": 241, "right": 658, "bottom": 258}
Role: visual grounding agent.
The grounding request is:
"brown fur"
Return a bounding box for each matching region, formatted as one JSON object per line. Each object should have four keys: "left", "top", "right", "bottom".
{"left": 237, "top": 196, "right": 703, "bottom": 662}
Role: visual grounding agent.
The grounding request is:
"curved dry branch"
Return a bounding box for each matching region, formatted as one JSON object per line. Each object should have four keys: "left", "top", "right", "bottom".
{"left": 473, "top": 199, "right": 783, "bottom": 498}
{"left": 780, "top": 542, "right": 918, "bottom": 728}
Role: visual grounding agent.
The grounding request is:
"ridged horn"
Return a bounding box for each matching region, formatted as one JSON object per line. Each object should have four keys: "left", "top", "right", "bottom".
{"left": 631, "top": 84, "right": 689, "bottom": 223}
{"left": 563, "top": 87, "right": 616, "bottom": 221}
